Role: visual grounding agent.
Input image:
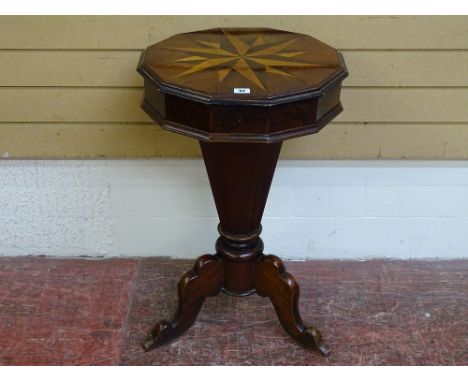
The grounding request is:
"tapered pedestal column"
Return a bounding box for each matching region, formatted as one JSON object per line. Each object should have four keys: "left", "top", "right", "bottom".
{"left": 202, "top": 141, "right": 281, "bottom": 296}
{"left": 142, "top": 141, "right": 330, "bottom": 356}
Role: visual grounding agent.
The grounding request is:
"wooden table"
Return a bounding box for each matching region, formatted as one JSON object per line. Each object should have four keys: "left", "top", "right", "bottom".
{"left": 137, "top": 28, "right": 347, "bottom": 356}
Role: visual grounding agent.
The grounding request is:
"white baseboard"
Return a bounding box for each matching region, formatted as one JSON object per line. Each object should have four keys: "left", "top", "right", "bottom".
{"left": 1, "top": 159, "right": 467, "bottom": 259}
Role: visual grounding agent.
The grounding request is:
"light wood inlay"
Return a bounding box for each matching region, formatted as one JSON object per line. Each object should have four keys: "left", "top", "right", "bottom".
{"left": 142, "top": 28, "right": 345, "bottom": 98}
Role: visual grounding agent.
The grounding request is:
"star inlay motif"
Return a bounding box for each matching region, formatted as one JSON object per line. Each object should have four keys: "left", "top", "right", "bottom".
{"left": 169, "top": 30, "right": 335, "bottom": 91}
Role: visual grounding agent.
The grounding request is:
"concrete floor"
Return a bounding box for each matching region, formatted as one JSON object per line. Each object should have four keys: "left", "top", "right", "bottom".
{"left": 0, "top": 256, "right": 466, "bottom": 365}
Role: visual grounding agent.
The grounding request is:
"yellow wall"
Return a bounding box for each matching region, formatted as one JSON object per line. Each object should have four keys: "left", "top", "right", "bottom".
{"left": 1, "top": 16, "right": 467, "bottom": 159}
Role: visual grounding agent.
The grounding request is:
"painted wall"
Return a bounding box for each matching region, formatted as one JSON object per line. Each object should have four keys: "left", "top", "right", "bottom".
{"left": 0, "top": 17, "right": 467, "bottom": 259}
{"left": 0, "top": 16, "right": 467, "bottom": 159}
{"left": 1, "top": 159, "right": 467, "bottom": 259}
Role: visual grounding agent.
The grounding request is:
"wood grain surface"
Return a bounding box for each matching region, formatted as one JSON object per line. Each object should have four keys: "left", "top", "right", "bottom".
{"left": 0, "top": 16, "right": 467, "bottom": 159}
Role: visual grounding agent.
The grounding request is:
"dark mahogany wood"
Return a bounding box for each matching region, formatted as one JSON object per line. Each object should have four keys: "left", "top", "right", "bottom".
{"left": 138, "top": 27, "right": 347, "bottom": 143}
{"left": 138, "top": 27, "right": 347, "bottom": 356}
{"left": 201, "top": 141, "right": 281, "bottom": 296}
{"left": 200, "top": 141, "right": 281, "bottom": 234}
{"left": 256, "top": 255, "right": 330, "bottom": 355}
{"left": 139, "top": 28, "right": 346, "bottom": 105}
{"left": 142, "top": 254, "right": 223, "bottom": 351}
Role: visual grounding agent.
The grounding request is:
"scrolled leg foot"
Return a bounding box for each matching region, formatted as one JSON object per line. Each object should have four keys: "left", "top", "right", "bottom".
{"left": 142, "top": 320, "right": 173, "bottom": 350}
{"left": 256, "top": 255, "right": 330, "bottom": 356}
{"left": 142, "top": 254, "right": 223, "bottom": 351}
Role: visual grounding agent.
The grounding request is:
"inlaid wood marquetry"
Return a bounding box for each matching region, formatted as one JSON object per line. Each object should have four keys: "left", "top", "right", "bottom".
{"left": 139, "top": 28, "right": 347, "bottom": 103}
{"left": 170, "top": 31, "right": 333, "bottom": 90}
{"left": 138, "top": 27, "right": 348, "bottom": 141}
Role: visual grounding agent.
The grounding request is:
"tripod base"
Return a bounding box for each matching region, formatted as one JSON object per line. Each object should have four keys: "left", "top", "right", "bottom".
{"left": 142, "top": 252, "right": 330, "bottom": 356}
{"left": 143, "top": 141, "right": 329, "bottom": 356}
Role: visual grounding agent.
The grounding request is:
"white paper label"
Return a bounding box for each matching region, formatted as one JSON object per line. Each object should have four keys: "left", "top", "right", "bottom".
{"left": 233, "top": 88, "right": 251, "bottom": 94}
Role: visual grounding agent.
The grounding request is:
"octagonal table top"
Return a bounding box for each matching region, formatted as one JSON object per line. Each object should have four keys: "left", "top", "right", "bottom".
{"left": 138, "top": 28, "right": 347, "bottom": 106}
